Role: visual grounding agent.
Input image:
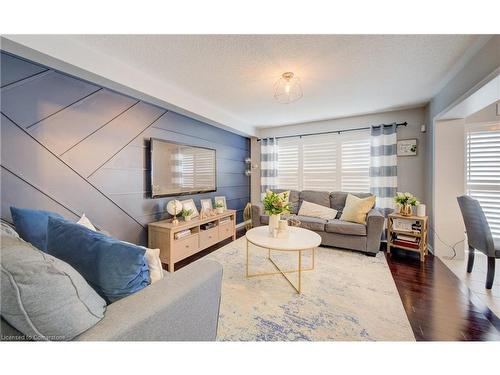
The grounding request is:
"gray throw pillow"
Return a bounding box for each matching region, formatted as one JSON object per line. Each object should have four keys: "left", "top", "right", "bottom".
{"left": 0, "top": 233, "right": 106, "bottom": 341}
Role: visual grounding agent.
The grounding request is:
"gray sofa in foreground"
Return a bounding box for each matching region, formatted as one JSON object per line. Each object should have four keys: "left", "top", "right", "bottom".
{"left": 1, "top": 259, "right": 223, "bottom": 341}
{"left": 252, "top": 190, "right": 385, "bottom": 256}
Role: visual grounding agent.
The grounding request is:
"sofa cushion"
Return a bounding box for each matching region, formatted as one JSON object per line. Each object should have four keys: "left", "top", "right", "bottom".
{"left": 46, "top": 217, "right": 150, "bottom": 304}
{"left": 293, "top": 215, "right": 327, "bottom": 231}
{"left": 299, "top": 190, "right": 330, "bottom": 211}
{"left": 0, "top": 231, "right": 106, "bottom": 341}
{"left": 10, "top": 207, "right": 63, "bottom": 251}
{"left": 330, "top": 192, "right": 374, "bottom": 218}
{"left": 325, "top": 219, "right": 367, "bottom": 236}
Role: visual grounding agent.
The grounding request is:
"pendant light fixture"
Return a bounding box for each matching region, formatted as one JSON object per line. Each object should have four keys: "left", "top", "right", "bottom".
{"left": 274, "top": 72, "right": 303, "bottom": 104}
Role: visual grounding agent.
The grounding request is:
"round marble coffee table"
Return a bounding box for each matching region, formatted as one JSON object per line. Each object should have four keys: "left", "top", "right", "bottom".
{"left": 245, "top": 226, "right": 321, "bottom": 293}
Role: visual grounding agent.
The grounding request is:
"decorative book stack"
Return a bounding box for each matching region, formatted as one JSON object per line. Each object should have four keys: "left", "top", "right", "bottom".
{"left": 174, "top": 229, "right": 192, "bottom": 240}
{"left": 392, "top": 233, "right": 420, "bottom": 250}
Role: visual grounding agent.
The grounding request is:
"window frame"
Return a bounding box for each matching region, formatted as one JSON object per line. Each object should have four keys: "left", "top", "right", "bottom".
{"left": 276, "top": 129, "right": 371, "bottom": 193}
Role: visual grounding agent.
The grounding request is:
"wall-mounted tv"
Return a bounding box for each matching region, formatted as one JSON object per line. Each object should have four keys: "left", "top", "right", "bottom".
{"left": 150, "top": 138, "right": 217, "bottom": 198}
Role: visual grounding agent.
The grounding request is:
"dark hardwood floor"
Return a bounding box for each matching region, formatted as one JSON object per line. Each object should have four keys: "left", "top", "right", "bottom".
{"left": 172, "top": 227, "right": 500, "bottom": 341}
{"left": 385, "top": 246, "right": 500, "bottom": 341}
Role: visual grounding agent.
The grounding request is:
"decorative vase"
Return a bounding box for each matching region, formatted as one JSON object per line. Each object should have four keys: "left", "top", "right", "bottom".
{"left": 184, "top": 216, "right": 191, "bottom": 222}
{"left": 399, "top": 204, "right": 413, "bottom": 216}
{"left": 216, "top": 207, "right": 224, "bottom": 214}
{"left": 268, "top": 214, "right": 281, "bottom": 234}
{"left": 417, "top": 204, "right": 426, "bottom": 217}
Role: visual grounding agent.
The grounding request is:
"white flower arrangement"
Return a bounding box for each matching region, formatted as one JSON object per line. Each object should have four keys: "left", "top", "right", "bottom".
{"left": 394, "top": 192, "right": 420, "bottom": 206}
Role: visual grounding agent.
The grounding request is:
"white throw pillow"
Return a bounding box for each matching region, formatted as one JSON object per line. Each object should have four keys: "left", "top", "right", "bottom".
{"left": 143, "top": 247, "right": 164, "bottom": 284}
{"left": 77, "top": 213, "right": 96, "bottom": 231}
{"left": 298, "top": 201, "right": 338, "bottom": 220}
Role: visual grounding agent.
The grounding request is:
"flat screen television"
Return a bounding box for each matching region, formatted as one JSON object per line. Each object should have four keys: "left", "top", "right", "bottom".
{"left": 150, "top": 138, "right": 217, "bottom": 198}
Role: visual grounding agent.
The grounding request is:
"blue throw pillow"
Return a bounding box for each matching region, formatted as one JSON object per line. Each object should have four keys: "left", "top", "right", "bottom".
{"left": 46, "top": 217, "right": 150, "bottom": 303}
{"left": 10, "top": 207, "right": 64, "bottom": 251}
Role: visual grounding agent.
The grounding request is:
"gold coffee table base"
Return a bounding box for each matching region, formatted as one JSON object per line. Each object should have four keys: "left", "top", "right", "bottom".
{"left": 246, "top": 238, "right": 315, "bottom": 294}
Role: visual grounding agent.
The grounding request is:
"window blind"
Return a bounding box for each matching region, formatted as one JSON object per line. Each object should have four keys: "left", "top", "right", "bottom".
{"left": 302, "top": 135, "right": 338, "bottom": 191}
{"left": 466, "top": 125, "right": 500, "bottom": 239}
{"left": 277, "top": 138, "right": 300, "bottom": 190}
{"left": 180, "top": 148, "right": 216, "bottom": 190}
{"left": 340, "top": 137, "right": 371, "bottom": 192}
{"left": 276, "top": 130, "right": 370, "bottom": 193}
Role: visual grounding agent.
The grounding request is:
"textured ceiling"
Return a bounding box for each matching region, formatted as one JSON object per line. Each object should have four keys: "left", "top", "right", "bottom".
{"left": 66, "top": 35, "right": 480, "bottom": 129}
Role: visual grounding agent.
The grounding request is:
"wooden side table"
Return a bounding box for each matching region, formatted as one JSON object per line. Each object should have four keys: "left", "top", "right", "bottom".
{"left": 387, "top": 213, "right": 429, "bottom": 262}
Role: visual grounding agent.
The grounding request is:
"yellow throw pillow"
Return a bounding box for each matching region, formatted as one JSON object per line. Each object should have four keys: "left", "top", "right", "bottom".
{"left": 340, "top": 194, "right": 376, "bottom": 224}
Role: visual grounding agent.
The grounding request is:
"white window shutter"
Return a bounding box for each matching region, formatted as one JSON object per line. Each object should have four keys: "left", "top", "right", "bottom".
{"left": 302, "top": 134, "right": 338, "bottom": 191}
{"left": 340, "top": 137, "right": 371, "bottom": 192}
{"left": 276, "top": 130, "right": 370, "bottom": 193}
{"left": 466, "top": 126, "right": 500, "bottom": 239}
{"left": 277, "top": 138, "right": 301, "bottom": 190}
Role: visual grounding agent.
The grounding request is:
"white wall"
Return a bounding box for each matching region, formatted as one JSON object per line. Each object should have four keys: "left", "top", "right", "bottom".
{"left": 433, "top": 119, "right": 466, "bottom": 258}
{"left": 253, "top": 107, "right": 427, "bottom": 203}
{"left": 425, "top": 35, "right": 500, "bottom": 248}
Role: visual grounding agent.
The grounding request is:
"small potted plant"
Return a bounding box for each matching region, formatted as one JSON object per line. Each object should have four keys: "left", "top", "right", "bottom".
{"left": 263, "top": 190, "right": 291, "bottom": 234}
{"left": 394, "top": 192, "right": 420, "bottom": 216}
{"left": 181, "top": 208, "right": 194, "bottom": 221}
{"left": 214, "top": 201, "right": 224, "bottom": 214}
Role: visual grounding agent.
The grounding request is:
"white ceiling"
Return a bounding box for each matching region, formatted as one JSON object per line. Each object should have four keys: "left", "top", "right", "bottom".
{"left": 2, "top": 35, "right": 487, "bottom": 135}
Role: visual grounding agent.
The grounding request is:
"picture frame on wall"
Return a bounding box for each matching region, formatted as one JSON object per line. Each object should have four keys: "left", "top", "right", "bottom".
{"left": 214, "top": 196, "right": 227, "bottom": 210}
{"left": 180, "top": 199, "right": 199, "bottom": 219}
{"left": 397, "top": 138, "right": 418, "bottom": 156}
{"left": 200, "top": 199, "right": 213, "bottom": 210}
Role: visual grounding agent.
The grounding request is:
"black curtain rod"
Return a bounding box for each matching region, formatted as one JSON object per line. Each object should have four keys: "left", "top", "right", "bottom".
{"left": 257, "top": 121, "right": 407, "bottom": 141}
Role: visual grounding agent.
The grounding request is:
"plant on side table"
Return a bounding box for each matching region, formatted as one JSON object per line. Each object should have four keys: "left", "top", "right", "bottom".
{"left": 263, "top": 190, "right": 291, "bottom": 234}
{"left": 394, "top": 192, "right": 420, "bottom": 216}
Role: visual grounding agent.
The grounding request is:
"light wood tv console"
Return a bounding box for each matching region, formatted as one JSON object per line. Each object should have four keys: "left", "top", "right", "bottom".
{"left": 148, "top": 209, "right": 236, "bottom": 272}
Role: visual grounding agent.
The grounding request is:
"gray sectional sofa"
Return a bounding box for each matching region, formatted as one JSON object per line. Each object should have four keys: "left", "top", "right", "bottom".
{"left": 1, "top": 259, "right": 223, "bottom": 341}
{"left": 252, "top": 190, "right": 385, "bottom": 255}
{"left": 1, "top": 219, "right": 223, "bottom": 341}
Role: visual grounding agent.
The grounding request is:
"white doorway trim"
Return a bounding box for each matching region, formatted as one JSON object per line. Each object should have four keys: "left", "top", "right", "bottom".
{"left": 431, "top": 71, "right": 500, "bottom": 260}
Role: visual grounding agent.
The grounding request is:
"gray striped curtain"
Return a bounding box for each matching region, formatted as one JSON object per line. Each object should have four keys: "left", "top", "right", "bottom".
{"left": 370, "top": 123, "right": 397, "bottom": 217}
{"left": 260, "top": 137, "right": 278, "bottom": 196}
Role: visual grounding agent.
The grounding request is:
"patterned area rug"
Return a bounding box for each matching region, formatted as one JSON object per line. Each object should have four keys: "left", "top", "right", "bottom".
{"left": 207, "top": 237, "right": 415, "bottom": 341}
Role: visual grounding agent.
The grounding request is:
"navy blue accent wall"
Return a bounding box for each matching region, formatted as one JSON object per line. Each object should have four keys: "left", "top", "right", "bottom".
{"left": 0, "top": 51, "right": 250, "bottom": 245}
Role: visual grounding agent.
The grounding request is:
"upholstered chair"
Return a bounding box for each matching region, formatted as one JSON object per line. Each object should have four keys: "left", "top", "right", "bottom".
{"left": 457, "top": 195, "right": 500, "bottom": 289}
